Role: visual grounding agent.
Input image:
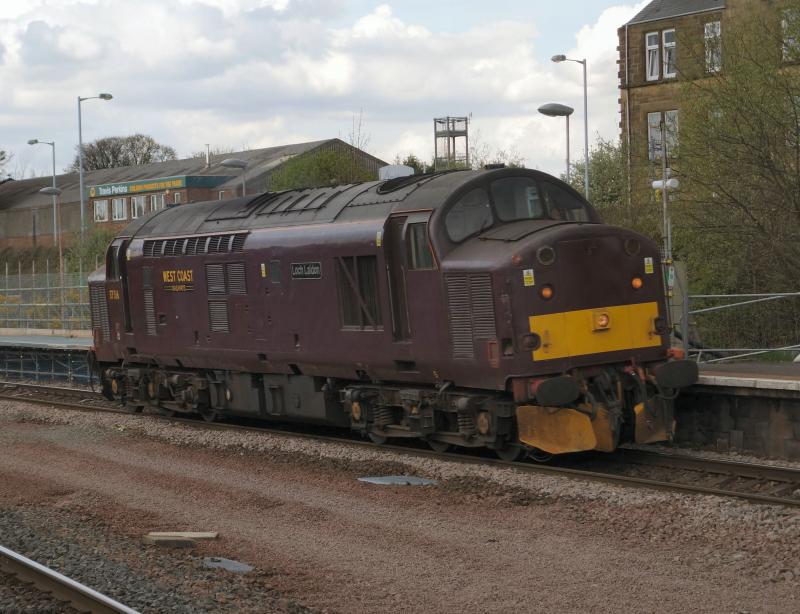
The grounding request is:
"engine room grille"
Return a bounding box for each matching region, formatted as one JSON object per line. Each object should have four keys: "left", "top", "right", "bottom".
{"left": 205, "top": 264, "right": 226, "bottom": 294}
{"left": 226, "top": 262, "right": 247, "bottom": 294}
{"left": 444, "top": 273, "right": 497, "bottom": 359}
{"left": 208, "top": 300, "right": 230, "bottom": 333}
{"left": 143, "top": 289, "right": 157, "bottom": 336}
{"left": 89, "top": 285, "right": 111, "bottom": 342}
{"left": 143, "top": 233, "right": 246, "bottom": 258}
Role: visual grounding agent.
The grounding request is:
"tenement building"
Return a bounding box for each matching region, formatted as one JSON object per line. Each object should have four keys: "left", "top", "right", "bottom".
{"left": 619, "top": 0, "right": 800, "bottom": 205}
{"left": 618, "top": 0, "right": 726, "bottom": 204}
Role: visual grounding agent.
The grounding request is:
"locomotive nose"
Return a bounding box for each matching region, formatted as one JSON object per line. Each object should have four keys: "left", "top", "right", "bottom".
{"left": 523, "top": 229, "right": 667, "bottom": 362}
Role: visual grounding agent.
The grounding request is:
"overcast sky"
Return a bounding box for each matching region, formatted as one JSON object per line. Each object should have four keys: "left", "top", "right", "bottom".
{"left": 0, "top": 0, "right": 647, "bottom": 180}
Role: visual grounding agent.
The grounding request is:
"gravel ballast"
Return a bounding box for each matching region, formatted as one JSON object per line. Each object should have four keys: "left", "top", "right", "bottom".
{"left": 0, "top": 400, "right": 798, "bottom": 613}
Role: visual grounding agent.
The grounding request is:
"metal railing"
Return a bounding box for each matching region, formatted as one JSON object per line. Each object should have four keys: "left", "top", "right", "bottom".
{"left": 0, "top": 261, "right": 92, "bottom": 331}
{"left": 675, "top": 285, "right": 800, "bottom": 362}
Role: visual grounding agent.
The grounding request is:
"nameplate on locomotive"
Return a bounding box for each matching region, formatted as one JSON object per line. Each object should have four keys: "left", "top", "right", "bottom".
{"left": 290, "top": 262, "right": 322, "bottom": 279}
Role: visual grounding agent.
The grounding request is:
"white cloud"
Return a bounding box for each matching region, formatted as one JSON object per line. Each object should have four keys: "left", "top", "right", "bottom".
{"left": 0, "top": 1, "right": 648, "bottom": 181}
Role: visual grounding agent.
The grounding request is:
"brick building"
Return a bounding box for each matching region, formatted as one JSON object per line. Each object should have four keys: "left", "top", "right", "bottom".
{"left": 0, "top": 138, "right": 386, "bottom": 249}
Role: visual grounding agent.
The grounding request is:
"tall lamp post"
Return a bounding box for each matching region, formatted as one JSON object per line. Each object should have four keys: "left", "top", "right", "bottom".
{"left": 78, "top": 93, "right": 113, "bottom": 239}
{"left": 220, "top": 158, "right": 248, "bottom": 197}
{"left": 28, "top": 139, "right": 57, "bottom": 248}
{"left": 551, "top": 54, "right": 589, "bottom": 200}
{"left": 39, "top": 186, "right": 65, "bottom": 326}
{"left": 537, "top": 103, "right": 574, "bottom": 180}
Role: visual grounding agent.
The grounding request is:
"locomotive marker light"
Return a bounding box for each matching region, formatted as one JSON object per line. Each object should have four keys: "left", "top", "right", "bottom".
{"left": 551, "top": 55, "right": 589, "bottom": 200}
{"left": 537, "top": 103, "right": 574, "bottom": 179}
{"left": 78, "top": 93, "right": 113, "bottom": 239}
{"left": 28, "top": 139, "right": 58, "bottom": 250}
{"left": 220, "top": 158, "right": 248, "bottom": 197}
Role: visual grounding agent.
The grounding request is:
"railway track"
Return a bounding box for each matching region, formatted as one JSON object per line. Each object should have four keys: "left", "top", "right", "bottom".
{"left": 1, "top": 381, "right": 799, "bottom": 508}
{"left": 0, "top": 544, "right": 138, "bottom": 614}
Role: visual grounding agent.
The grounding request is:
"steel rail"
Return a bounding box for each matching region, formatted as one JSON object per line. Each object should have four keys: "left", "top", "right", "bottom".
{"left": 1, "top": 381, "right": 799, "bottom": 508}
{"left": 0, "top": 544, "right": 139, "bottom": 614}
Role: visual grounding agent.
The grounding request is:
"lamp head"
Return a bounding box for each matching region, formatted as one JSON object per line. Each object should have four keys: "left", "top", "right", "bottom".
{"left": 538, "top": 103, "right": 574, "bottom": 117}
{"left": 39, "top": 186, "right": 62, "bottom": 196}
{"left": 220, "top": 158, "right": 248, "bottom": 170}
{"left": 99, "top": 93, "right": 113, "bottom": 100}
{"left": 27, "top": 139, "right": 38, "bottom": 145}
{"left": 551, "top": 54, "right": 567, "bottom": 63}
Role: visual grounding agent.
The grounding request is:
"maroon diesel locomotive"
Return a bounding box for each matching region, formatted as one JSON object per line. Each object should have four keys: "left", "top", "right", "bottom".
{"left": 89, "top": 167, "right": 697, "bottom": 459}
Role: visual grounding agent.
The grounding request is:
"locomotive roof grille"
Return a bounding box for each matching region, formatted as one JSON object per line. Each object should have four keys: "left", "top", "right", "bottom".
{"left": 143, "top": 232, "right": 247, "bottom": 258}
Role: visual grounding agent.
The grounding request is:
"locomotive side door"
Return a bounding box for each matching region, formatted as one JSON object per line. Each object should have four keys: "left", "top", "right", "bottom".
{"left": 384, "top": 212, "right": 436, "bottom": 343}
{"left": 384, "top": 215, "right": 410, "bottom": 341}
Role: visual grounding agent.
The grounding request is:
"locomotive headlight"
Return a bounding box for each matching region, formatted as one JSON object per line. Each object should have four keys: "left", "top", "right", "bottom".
{"left": 592, "top": 311, "right": 611, "bottom": 330}
{"left": 540, "top": 285, "right": 554, "bottom": 300}
{"left": 631, "top": 277, "right": 643, "bottom": 290}
{"left": 521, "top": 333, "right": 541, "bottom": 351}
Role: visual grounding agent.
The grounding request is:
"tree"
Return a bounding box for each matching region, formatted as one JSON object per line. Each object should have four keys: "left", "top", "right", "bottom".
{"left": 0, "top": 148, "right": 11, "bottom": 177}
{"left": 468, "top": 130, "right": 525, "bottom": 169}
{"left": 560, "top": 137, "right": 660, "bottom": 236}
{"left": 673, "top": 1, "right": 800, "bottom": 292}
{"left": 392, "top": 153, "right": 433, "bottom": 175}
{"left": 267, "top": 147, "right": 377, "bottom": 191}
{"left": 69, "top": 134, "right": 177, "bottom": 171}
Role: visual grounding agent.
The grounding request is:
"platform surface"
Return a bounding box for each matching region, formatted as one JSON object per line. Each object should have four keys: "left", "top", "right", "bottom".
{"left": 0, "top": 334, "right": 92, "bottom": 351}
{"left": 698, "top": 362, "right": 800, "bottom": 391}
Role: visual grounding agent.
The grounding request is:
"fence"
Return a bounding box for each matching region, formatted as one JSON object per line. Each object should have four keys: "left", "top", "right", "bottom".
{"left": 0, "top": 260, "right": 95, "bottom": 331}
{"left": 675, "top": 290, "right": 800, "bottom": 363}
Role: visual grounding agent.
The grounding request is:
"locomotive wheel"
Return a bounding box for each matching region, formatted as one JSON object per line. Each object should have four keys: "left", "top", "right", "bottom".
{"left": 528, "top": 448, "right": 553, "bottom": 463}
{"left": 123, "top": 401, "right": 143, "bottom": 414}
{"left": 199, "top": 407, "right": 218, "bottom": 423}
{"left": 367, "top": 431, "right": 388, "bottom": 445}
{"left": 495, "top": 443, "right": 524, "bottom": 462}
{"left": 427, "top": 439, "right": 451, "bottom": 453}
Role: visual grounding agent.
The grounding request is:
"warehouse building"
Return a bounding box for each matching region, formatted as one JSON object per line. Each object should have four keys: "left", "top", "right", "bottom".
{"left": 0, "top": 138, "right": 385, "bottom": 249}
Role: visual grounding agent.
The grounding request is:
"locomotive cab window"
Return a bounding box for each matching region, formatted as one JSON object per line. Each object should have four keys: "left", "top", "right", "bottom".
{"left": 490, "top": 177, "right": 545, "bottom": 222}
{"left": 541, "top": 181, "right": 590, "bottom": 222}
{"left": 407, "top": 223, "right": 434, "bottom": 270}
{"left": 445, "top": 188, "right": 492, "bottom": 242}
{"left": 106, "top": 241, "right": 123, "bottom": 280}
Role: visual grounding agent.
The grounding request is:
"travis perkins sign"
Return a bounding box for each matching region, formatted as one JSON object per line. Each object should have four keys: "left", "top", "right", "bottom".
{"left": 87, "top": 175, "right": 231, "bottom": 198}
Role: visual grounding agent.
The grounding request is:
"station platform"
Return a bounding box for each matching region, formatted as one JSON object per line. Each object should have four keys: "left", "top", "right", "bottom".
{"left": 698, "top": 363, "right": 800, "bottom": 392}
{"left": 0, "top": 333, "right": 92, "bottom": 351}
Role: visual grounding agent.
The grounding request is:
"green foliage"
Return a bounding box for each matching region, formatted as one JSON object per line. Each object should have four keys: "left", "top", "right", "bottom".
{"left": 69, "top": 134, "right": 177, "bottom": 172}
{"left": 561, "top": 137, "right": 661, "bottom": 238}
{"left": 267, "top": 148, "right": 377, "bottom": 191}
{"left": 65, "top": 227, "right": 117, "bottom": 272}
{"left": 393, "top": 153, "right": 433, "bottom": 175}
{"left": 674, "top": 1, "right": 800, "bottom": 293}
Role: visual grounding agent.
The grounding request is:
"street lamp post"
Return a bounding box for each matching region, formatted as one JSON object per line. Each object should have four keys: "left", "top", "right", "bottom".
{"left": 551, "top": 54, "right": 589, "bottom": 200}
{"left": 78, "top": 93, "right": 113, "bottom": 239}
{"left": 39, "top": 186, "right": 65, "bottom": 326}
{"left": 220, "top": 158, "right": 248, "bottom": 197}
{"left": 28, "top": 139, "right": 57, "bottom": 248}
{"left": 538, "top": 103, "right": 574, "bottom": 180}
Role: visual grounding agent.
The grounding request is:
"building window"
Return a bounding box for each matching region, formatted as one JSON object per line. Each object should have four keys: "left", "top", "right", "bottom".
{"left": 662, "top": 29, "right": 676, "bottom": 78}
{"left": 112, "top": 198, "right": 127, "bottom": 221}
{"left": 646, "top": 32, "right": 660, "bottom": 81}
{"left": 705, "top": 21, "right": 721, "bottom": 73}
{"left": 648, "top": 110, "right": 679, "bottom": 160}
{"left": 783, "top": 9, "right": 800, "bottom": 61}
{"left": 94, "top": 199, "right": 109, "bottom": 222}
{"left": 131, "top": 195, "right": 147, "bottom": 219}
{"left": 174, "top": 192, "right": 182, "bottom": 204}
{"left": 218, "top": 191, "right": 225, "bottom": 200}
{"left": 150, "top": 194, "right": 165, "bottom": 211}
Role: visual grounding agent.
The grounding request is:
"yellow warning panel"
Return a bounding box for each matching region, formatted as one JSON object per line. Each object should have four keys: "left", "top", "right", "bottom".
{"left": 588, "top": 404, "right": 617, "bottom": 453}
{"left": 528, "top": 301, "right": 662, "bottom": 361}
{"left": 517, "top": 405, "right": 597, "bottom": 454}
{"left": 634, "top": 402, "right": 669, "bottom": 444}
